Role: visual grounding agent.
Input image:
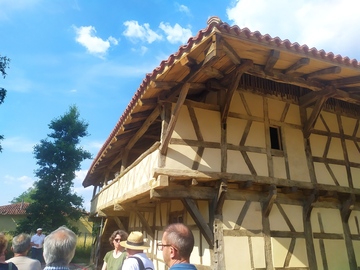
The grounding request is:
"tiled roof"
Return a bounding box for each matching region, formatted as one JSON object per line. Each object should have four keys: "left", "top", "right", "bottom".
{"left": 0, "top": 202, "right": 29, "bottom": 215}
{"left": 84, "top": 16, "right": 360, "bottom": 184}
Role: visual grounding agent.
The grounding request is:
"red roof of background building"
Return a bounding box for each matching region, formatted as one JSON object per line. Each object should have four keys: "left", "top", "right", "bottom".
{"left": 0, "top": 202, "right": 29, "bottom": 215}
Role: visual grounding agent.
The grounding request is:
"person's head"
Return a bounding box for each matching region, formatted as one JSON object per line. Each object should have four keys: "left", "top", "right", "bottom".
{"left": 43, "top": 226, "right": 77, "bottom": 267}
{"left": 120, "top": 231, "right": 149, "bottom": 255}
{"left": 160, "top": 223, "right": 194, "bottom": 266}
{"left": 0, "top": 233, "right": 8, "bottom": 262}
{"left": 36, "top": 228, "right": 43, "bottom": 235}
{"left": 11, "top": 233, "right": 31, "bottom": 255}
{"left": 109, "top": 230, "right": 128, "bottom": 251}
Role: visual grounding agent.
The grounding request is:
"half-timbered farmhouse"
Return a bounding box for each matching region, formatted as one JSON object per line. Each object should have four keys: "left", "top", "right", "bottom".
{"left": 83, "top": 17, "right": 360, "bottom": 269}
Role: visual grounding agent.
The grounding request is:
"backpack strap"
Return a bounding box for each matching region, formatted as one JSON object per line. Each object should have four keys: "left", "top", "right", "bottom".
{"left": 8, "top": 262, "right": 13, "bottom": 270}
{"left": 129, "top": 256, "right": 145, "bottom": 270}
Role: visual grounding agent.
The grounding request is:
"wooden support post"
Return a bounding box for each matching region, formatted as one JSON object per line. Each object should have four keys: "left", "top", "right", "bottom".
{"left": 262, "top": 185, "right": 277, "bottom": 217}
{"left": 341, "top": 194, "right": 356, "bottom": 222}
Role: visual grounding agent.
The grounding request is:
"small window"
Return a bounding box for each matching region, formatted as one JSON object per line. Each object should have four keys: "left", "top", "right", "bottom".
{"left": 269, "top": 126, "right": 282, "bottom": 150}
{"left": 169, "top": 211, "right": 184, "bottom": 224}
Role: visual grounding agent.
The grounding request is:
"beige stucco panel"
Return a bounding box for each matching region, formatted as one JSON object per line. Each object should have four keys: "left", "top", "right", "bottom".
{"left": 224, "top": 236, "right": 253, "bottom": 269}
{"left": 309, "top": 134, "right": 327, "bottom": 157}
{"left": 314, "top": 239, "right": 350, "bottom": 270}
{"left": 172, "top": 105, "right": 197, "bottom": 140}
{"left": 243, "top": 91, "right": 264, "bottom": 118}
{"left": 346, "top": 139, "right": 360, "bottom": 163}
{"left": 230, "top": 91, "right": 248, "bottom": 115}
{"left": 195, "top": 107, "right": 221, "bottom": 142}
{"left": 191, "top": 230, "right": 211, "bottom": 266}
{"left": 267, "top": 98, "right": 285, "bottom": 122}
{"left": 329, "top": 164, "right": 348, "bottom": 187}
{"left": 222, "top": 200, "right": 246, "bottom": 230}
{"left": 241, "top": 202, "right": 262, "bottom": 231}
{"left": 311, "top": 208, "right": 343, "bottom": 233}
{"left": 351, "top": 167, "right": 360, "bottom": 189}
{"left": 166, "top": 145, "right": 221, "bottom": 171}
{"left": 227, "top": 150, "right": 252, "bottom": 175}
{"left": 321, "top": 111, "right": 340, "bottom": 133}
{"left": 269, "top": 204, "right": 304, "bottom": 232}
{"left": 348, "top": 210, "right": 360, "bottom": 235}
{"left": 341, "top": 115, "right": 358, "bottom": 136}
{"left": 272, "top": 238, "right": 308, "bottom": 268}
{"left": 313, "top": 163, "right": 332, "bottom": 185}
{"left": 273, "top": 156, "right": 287, "bottom": 179}
{"left": 327, "top": 137, "right": 344, "bottom": 160}
{"left": 227, "top": 117, "right": 247, "bottom": 145}
{"left": 246, "top": 121, "right": 266, "bottom": 148}
{"left": 284, "top": 104, "right": 301, "bottom": 125}
{"left": 248, "top": 152, "right": 268, "bottom": 176}
{"left": 251, "top": 237, "right": 266, "bottom": 268}
{"left": 354, "top": 241, "right": 360, "bottom": 267}
{"left": 284, "top": 127, "right": 311, "bottom": 182}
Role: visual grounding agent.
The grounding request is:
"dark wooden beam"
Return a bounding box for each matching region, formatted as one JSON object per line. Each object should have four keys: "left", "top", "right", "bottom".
{"left": 215, "top": 180, "right": 227, "bottom": 215}
{"left": 264, "top": 50, "right": 280, "bottom": 72}
{"left": 221, "top": 60, "right": 253, "bottom": 123}
{"left": 299, "top": 87, "right": 336, "bottom": 108}
{"left": 160, "top": 83, "right": 190, "bottom": 155}
{"left": 341, "top": 194, "right": 356, "bottom": 222}
{"left": 262, "top": 185, "right": 277, "bottom": 217}
{"left": 150, "top": 81, "right": 178, "bottom": 90}
{"left": 182, "top": 198, "right": 214, "bottom": 248}
{"left": 283, "top": 58, "right": 310, "bottom": 74}
{"left": 126, "top": 105, "right": 161, "bottom": 151}
{"left": 304, "top": 190, "right": 318, "bottom": 221}
{"left": 220, "top": 38, "right": 241, "bottom": 65}
{"left": 331, "top": 75, "right": 360, "bottom": 87}
{"left": 150, "top": 185, "right": 216, "bottom": 200}
{"left": 139, "top": 97, "right": 158, "bottom": 106}
{"left": 131, "top": 109, "right": 155, "bottom": 119}
{"left": 303, "top": 66, "right": 341, "bottom": 80}
{"left": 135, "top": 210, "right": 154, "bottom": 238}
{"left": 303, "top": 95, "right": 328, "bottom": 139}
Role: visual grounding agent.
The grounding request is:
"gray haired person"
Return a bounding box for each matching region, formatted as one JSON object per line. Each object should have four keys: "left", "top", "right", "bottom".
{"left": 43, "top": 226, "right": 77, "bottom": 270}
{"left": 6, "top": 233, "right": 41, "bottom": 270}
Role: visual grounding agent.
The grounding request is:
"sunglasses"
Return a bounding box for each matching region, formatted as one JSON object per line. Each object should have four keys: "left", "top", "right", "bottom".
{"left": 114, "top": 238, "right": 121, "bottom": 243}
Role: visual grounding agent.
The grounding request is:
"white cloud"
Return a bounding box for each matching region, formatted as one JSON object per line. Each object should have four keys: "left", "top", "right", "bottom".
{"left": 73, "top": 25, "right": 118, "bottom": 58}
{"left": 177, "top": 4, "right": 191, "bottom": 15}
{"left": 226, "top": 0, "right": 360, "bottom": 58}
{"left": 2, "top": 136, "right": 35, "bottom": 153}
{"left": 159, "top": 22, "right": 192, "bottom": 44}
{"left": 4, "top": 174, "right": 35, "bottom": 190}
{"left": 123, "top": 20, "right": 163, "bottom": 44}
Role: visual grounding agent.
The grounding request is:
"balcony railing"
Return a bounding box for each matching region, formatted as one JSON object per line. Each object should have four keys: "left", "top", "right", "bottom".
{"left": 90, "top": 142, "right": 160, "bottom": 215}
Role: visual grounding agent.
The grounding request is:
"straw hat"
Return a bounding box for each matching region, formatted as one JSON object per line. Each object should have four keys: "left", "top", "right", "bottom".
{"left": 120, "top": 231, "right": 149, "bottom": 250}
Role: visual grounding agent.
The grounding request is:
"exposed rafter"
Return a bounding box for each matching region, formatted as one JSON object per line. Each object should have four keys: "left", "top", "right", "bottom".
{"left": 283, "top": 58, "right": 310, "bottom": 74}
{"left": 331, "top": 75, "right": 360, "bottom": 87}
{"left": 303, "top": 66, "right": 341, "bottom": 80}
{"left": 264, "top": 50, "right": 280, "bottom": 73}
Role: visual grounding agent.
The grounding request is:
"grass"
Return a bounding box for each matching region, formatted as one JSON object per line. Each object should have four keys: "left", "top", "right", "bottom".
{"left": 72, "top": 233, "right": 94, "bottom": 264}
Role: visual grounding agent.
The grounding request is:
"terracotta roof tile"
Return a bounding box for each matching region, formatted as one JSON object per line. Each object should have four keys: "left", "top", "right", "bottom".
{"left": 0, "top": 203, "right": 29, "bottom": 215}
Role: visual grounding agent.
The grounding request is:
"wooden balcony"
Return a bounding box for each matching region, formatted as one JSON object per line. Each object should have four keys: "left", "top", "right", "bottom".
{"left": 90, "top": 142, "right": 160, "bottom": 215}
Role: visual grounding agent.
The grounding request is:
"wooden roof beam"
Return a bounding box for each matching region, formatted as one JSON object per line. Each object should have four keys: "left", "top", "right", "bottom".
{"left": 126, "top": 105, "right": 161, "bottom": 151}
{"left": 264, "top": 50, "right": 280, "bottom": 73}
{"left": 220, "top": 38, "right": 242, "bottom": 65}
{"left": 150, "top": 185, "right": 216, "bottom": 200}
{"left": 299, "top": 87, "right": 336, "bottom": 108}
{"left": 283, "top": 58, "right": 310, "bottom": 74}
{"left": 303, "top": 66, "right": 341, "bottom": 80}
{"left": 204, "top": 33, "right": 223, "bottom": 66}
{"left": 331, "top": 75, "right": 360, "bottom": 87}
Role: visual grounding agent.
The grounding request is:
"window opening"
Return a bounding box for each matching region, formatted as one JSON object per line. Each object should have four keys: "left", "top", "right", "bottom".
{"left": 269, "top": 126, "right": 282, "bottom": 150}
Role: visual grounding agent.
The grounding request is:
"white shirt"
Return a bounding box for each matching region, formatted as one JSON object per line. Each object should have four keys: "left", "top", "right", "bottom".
{"left": 31, "top": 233, "right": 45, "bottom": 249}
{"left": 122, "top": 253, "right": 154, "bottom": 270}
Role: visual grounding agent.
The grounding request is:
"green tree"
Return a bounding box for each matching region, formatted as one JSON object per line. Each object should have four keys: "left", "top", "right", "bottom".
{"left": 15, "top": 105, "right": 92, "bottom": 234}
{"left": 10, "top": 187, "right": 37, "bottom": 203}
{"left": 0, "top": 55, "right": 10, "bottom": 152}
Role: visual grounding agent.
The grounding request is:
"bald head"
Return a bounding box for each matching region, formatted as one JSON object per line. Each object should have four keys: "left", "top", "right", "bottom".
{"left": 43, "top": 226, "right": 77, "bottom": 267}
{"left": 163, "top": 223, "right": 194, "bottom": 259}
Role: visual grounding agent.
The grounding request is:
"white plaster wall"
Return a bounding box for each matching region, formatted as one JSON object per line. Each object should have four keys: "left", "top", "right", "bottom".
{"left": 341, "top": 116, "right": 358, "bottom": 136}
{"left": 243, "top": 92, "right": 264, "bottom": 118}
{"left": 194, "top": 107, "right": 221, "bottom": 142}
{"left": 285, "top": 104, "right": 302, "bottom": 125}
{"left": 351, "top": 167, "right": 360, "bottom": 188}
{"left": 229, "top": 91, "right": 248, "bottom": 115}
{"left": 172, "top": 105, "right": 197, "bottom": 140}
{"left": 346, "top": 139, "right": 360, "bottom": 163}
{"left": 272, "top": 238, "right": 308, "bottom": 268}
{"left": 273, "top": 156, "right": 287, "bottom": 179}
{"left": 269, "top": 204, "right": 304, "bottom": 232}
{"left": 248, "top": 152, "right": 268, "bottom": 176}
{"left": 284, "top": 127, "right": 311, "bottom": 182}
{"left": 227, "top": 150, "right": 252, "bottom": 174}
{"left": 309, "top": 134, "right": 327, "bottom": 157}
{"left": 227, "top": 117, "right": 247, "bottom": 145}
{"left": 268, "top": 99, "right": 285, "bottom": 121}
{"left": 245, "top": 121, "right": 266, "bottom": 148}
{"left": 311, "top": 208, "right": 343, "bottom": 234}
{"left": 314, "top": 239, "right": 349, "bottom": 270}
{"left": 223, "top": 236, "right": 253, "bottom": 269}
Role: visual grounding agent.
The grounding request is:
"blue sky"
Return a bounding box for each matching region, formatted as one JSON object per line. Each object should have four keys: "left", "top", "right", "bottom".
{"left": 1, "top": 0, "right": 359, "bottom": 211}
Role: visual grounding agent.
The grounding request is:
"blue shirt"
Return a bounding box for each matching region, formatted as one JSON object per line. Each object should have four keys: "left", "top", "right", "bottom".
{"left": 169, "top": 263, "right": 197, "bottom": 270}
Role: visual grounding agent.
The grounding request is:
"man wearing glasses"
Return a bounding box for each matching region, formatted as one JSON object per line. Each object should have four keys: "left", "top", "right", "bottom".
{"left": 158, "top": 223, "right": 197, "bottom": 269}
